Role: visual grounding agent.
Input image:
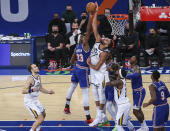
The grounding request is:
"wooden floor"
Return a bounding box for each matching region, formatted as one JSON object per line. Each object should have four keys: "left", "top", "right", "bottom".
{"left": 0, "top": 75, "right": 170, "bottom": 121}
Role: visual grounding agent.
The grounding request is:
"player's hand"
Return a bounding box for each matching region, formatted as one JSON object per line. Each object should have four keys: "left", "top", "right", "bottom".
{"left": 48, "top": 90, "right": 55, "bottom": 94}
{"left": 87, "top": 57, "right": 91, "bottom": 65}
{"left": 143, "top": 103, "right": 149, "bottom": 108}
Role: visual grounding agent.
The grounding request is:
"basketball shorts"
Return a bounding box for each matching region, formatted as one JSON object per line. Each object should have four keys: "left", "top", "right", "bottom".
{"left": 116, "top": 102, "right": 131, "bottom": 126}
{"left": 24, "top": 100, "right": 45, "bottom": 118}
{"left": 105, "top": 85, "right": 114, "bottom": 101}
{"left": 133, "top": 88, "right": 146, "bottom": 110}
{"left": 153, "top": 103, "right": 169, "bottom": 128}
{"left": 71, "top": 66, "right": 89, "bottom": 88}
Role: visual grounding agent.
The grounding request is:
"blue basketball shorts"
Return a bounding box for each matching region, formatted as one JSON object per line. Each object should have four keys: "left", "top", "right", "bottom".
{"left": 105, "top": 85, "right": 114, "bottom": 101}
{"left": 133, "top": 87, "right": 146, "bottom": 110}
{"left": 71, "top": 66, "right": 89, "bottom": 88}
{"left": 152, "top": 103, "right": 169, "bottom": 128}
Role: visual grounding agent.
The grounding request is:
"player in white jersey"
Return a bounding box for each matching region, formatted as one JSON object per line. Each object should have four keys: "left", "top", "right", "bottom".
{"left": 107, "top": 68, "right": 135, "bottom": 131}
{"left": 87, "top": 2, "right": 112, "bottom": 127}
{"left": 22, "top": 64, "right": 55, "bottom": 131}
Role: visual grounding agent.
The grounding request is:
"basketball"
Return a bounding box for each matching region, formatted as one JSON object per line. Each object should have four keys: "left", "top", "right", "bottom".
{"left": 86, "top": 2, "right": 96, "bottom": 13}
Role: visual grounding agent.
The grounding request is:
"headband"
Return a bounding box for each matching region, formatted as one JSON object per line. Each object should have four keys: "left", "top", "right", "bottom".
{"left": 119, "top": 69, "right": 123, "bottom": 79}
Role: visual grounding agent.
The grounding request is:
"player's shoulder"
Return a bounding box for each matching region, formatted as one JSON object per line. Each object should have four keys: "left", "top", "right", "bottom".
{"left": 27, "top": 75, "right": 34, "bottom": 83}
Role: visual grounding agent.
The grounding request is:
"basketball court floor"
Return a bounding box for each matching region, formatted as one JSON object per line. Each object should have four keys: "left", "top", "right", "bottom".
{"left": 0, "top": 68, "right": 170, "bottom": 131}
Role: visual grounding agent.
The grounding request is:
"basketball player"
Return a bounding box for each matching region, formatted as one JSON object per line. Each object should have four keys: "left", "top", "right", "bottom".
{"left": 86, "top": 2, "right": 113, "bottom": 127}
{"left": 107, "top": 68, "right": 135, "bottom": 131}
{"left": 64, "top": 13, "right": 93, "bottom": 124}
{"left": 126, "top": 56, "right": 149, "bottom": 131}
{"left": 22, "top": 64, "right": 55, "bottom": 131}
{"left": 143, "top": 70, "right": 170, "bottom": 131}
{"left": 105, "top": 55, "right": 118, "bottom": 123}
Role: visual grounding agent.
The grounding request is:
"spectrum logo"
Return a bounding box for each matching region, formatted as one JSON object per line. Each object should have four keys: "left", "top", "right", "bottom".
{"left": 11, "top": 52, "right": 30, "bottom": 57}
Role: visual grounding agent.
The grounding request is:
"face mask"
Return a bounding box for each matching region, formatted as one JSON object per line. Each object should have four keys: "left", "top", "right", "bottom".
{"left": 72, "top": 28, "right": 78, "bottom": 31}
{"left": 150, "top": 33, "right": 154, "bottom": 36}
{"left": 53, "top": 31, "right": 58, "bottom": 34}
{"left": 82, "top": 16, "right": 87, "bottom": 19}
{"left": 67, "top": 10, "right": 72, "bottom": 12}
{"left": 105, "top": 13, "right": 110, "bottom": 17}
{"left": 54, "top": 18, "right": 59, "bottom": 21}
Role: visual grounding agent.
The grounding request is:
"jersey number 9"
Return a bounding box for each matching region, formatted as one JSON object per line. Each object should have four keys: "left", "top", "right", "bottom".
{"left": 161, "top": 91, "right": 165, "bottom": 101}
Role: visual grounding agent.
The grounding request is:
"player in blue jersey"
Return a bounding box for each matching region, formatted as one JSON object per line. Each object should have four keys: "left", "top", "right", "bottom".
{"left": 64, "top": 13, "right": 93, "bottom": 124}
{"left": 105, "top": 55, "right": 119, "bottom": 123}
{"left": 126, "top": 56, "right": 149, "bottom": 131}
{"left": 143, "top": 70, "right": 170, "bottom": 131}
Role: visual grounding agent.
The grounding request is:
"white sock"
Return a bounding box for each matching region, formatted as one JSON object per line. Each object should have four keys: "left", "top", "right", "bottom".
{"left": 141, "top": 120, "right": 147, "bottom": 127}
{"left": 66, "top": 82, "right": 78, "bottom": 100}
{"left": 30, "top": 128, "right": 33, "bottom": 131}
{"left": 106, "top": 101, "right": 116, "bottom": 121}
{"left": 127, "top": 120, "right": 135, "bottom": 131}
{"left": 116, "top": 125, "right": 124, "bottom": 131}
{"left": 85, "top": 110, "right": 90, "bottom": 115}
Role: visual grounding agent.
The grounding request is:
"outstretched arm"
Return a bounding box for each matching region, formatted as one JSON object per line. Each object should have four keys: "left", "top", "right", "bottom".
{"left": 92, "top": 2, "right": 101, "bottom": 42}
{"left": 39, "top": 77, "right": 55, "bottom": 94}
{"left": 83, "top": 14, "right": 93, "bottom": 46}
{"left": 106, "top": 80, "right": 123, "bottom": 89}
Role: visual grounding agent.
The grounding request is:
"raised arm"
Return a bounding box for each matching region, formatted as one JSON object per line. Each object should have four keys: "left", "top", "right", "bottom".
{"left": 39, "top": 76, "right": 55, "bottom": 94}
{"left": 83, "top": 14, "right": 93, "bottom": 46}
{"left": 92, "top": 2, "right": 101, "bottom": 42}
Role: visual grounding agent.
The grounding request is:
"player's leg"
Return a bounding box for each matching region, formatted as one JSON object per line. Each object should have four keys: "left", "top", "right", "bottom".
{"left": 122, "top": 103, "right": 135, "bottom": 131}
{"left": 153, "top": 104, "right": 169, "bottom": 131}
{"left": 89, "top": 84, "right": 101, "bottom": 127}
{"left": 81, "top": 88, "right": 93, "bottom": 123}
{"left": 31, "top": 111, "right": 45, "bottom": 131}
{"left": 64, "top": 68, "right": 78, "bottom": 114}
{"left": 114, "top": 105, "right": 125, "bottom": 131}
{"left": 105, "top": 86, "right": 116, "bottom": 121}
{"left": 79, "top": 69, "right": 93, "bottom": 124}
{"left": 25, "top": 101, "right": 45, "bottom": 131}
{"left": 134, "top": 88, "right": 148, "bottom": 131}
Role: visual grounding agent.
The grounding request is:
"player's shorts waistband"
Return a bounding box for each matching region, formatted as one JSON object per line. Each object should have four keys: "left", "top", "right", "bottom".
{"left": 76, "top": 64, "right": 88, "bottom": 70}
{"left": 133, "top": 86, "right": 143, "bottom": 92}
{"left": 154, "top": 102, "right": 168, "bottom": 107}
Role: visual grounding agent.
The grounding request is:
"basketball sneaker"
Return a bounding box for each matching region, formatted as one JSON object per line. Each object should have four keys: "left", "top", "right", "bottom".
{"left": 64, "top": 107, "right": 71, "bottom": 114}
{"left": 112, "top": 127, "right": 117, "bottom": 131}
{"left": 98, "top": 113, "right": 110, "bottom": 127}
{"left": 89, "top": 117, "right": 101, "bottom": 127}
{"left": 85, "top": 118, "right": 93, "bottom": 124}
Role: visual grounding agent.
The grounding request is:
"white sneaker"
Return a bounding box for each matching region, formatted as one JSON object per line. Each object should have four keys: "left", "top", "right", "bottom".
{"left": 101, "top": 113, "right": 108, "bottom": 123}
{"left": 137, "top": 126, "right": 149, "bottom": 131}
{"left": 89, "top": 117, "right": 101, "bottom": 127}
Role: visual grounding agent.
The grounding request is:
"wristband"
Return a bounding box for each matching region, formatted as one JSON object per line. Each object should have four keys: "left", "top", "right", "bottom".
{"left": 29, "top": 89, "right": 33, "bottom": 93}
